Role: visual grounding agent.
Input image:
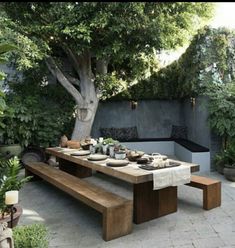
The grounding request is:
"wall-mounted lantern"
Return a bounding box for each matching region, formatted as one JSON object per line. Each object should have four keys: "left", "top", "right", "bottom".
{"left": 130, "top": 100, "right": 138, "bottom": 110}
{"left": 190, "top": 97, "right": 196, "bottom": 108}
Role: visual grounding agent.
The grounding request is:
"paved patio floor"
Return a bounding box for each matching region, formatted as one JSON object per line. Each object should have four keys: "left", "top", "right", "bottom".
{"left": 19, "top": 170, "right": 235, "bottom": 248}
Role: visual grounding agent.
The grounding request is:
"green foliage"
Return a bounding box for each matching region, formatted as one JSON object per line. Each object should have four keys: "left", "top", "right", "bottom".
{"left": 0, "top": 43, "right": 16, "bottom": 66}
{"left": 95, "top": 73, "right": 125, "bottom": 100}
{"left": 0, "top": 3, "right": 215, "bottom": 139}
{"left": 214, "top": 140, "right": 235, "bottom": 169}
{"left": 1, "top": 2, "right": 214, "bottom": 99}
{"left": 103, "top": 138, "right": 118, "bottom": 145}
{"left": 111, "top": 60, "right": 183, "bottom": 100}
{"left": 206, "top": 83, "right": 235, "bottom": 148}
{"left": 13, "top": 223, "right": 49, "bottom": 248}
{"left": 0, "top": 67, "right": 75, "bottom": 147}
{"left": 113, "top": 27, "right": 235, "bottom": 101}
{"left": 177, "top": 27, "right": 235, "bottom": 96}
{"left": 0, "top": 42, "right": 16, "bottom": 116}
{"left": 0, "top": 157, "right": 32, "bottom": 214}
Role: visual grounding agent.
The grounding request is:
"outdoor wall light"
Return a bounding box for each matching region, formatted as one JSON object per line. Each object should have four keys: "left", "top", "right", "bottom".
{"left": 190, "top": 97, "right": 196, "bottom": 108}
{"left": 130, "top": 100, "right": 138, "bottom": 110}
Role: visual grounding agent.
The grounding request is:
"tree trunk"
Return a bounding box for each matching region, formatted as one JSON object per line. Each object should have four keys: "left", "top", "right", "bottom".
{"left": 71, "top": 75, "right": 99, "bottom": 140}
{"left": 72, "top": 100, "right": 99, "bottom": 140}
{"left": 46, "top": 52, "right": 107, "bottom": 140}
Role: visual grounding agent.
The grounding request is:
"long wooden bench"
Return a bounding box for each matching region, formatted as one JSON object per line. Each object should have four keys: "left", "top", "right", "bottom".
{"left": 25, "top": 162, "right": 133, "bottom": 241}
{"left": 185, "top": 175, "right": 221, "bottom": 210}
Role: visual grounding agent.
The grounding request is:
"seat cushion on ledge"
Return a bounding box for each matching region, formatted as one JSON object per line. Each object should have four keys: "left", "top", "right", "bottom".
{"left": 171, "top": 125, "right": 188, "bottom": 139}
{"left": 100, "top": 126, "right": 139, "bottom": 141}
{"left": 175, "top": 139, "right": 209, "bottom": 152}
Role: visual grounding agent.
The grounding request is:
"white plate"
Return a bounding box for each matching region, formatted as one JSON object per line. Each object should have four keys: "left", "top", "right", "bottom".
{"left": 87, "top": 154, "right": 108, "bottom": 161}
{"left": 60, "top": 148, "right": 78, "bottom": 153}
{"left": 70, "top": 150, "right": 91, "bottom": 156}
{"left": 106, "top": 160, "right": 129, "bottom": 167}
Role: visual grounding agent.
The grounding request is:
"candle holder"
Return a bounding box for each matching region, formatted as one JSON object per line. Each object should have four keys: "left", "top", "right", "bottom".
{"left": 5, "top": 190, "right": 19, "bottom": 229}
{"left": 9, "top": 204, "right": 14, "bottom": 228}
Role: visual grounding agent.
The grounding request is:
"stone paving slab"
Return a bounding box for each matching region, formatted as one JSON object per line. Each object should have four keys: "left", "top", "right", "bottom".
{"left": 18, "top": 171, "right": 235, "bottom": 248}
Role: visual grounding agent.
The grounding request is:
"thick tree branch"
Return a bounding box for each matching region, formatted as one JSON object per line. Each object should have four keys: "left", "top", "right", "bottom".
{"left": 62, "top": 45, "right": 97, "bottom": 98}
{"left": 45, "top": 56, "right": 84, "bottom": 104}
{"left": 62, "top": 45, "right": 81, "bottom": 77}
{"left": 65, "top": 74, "right": 80, "bottom": 86}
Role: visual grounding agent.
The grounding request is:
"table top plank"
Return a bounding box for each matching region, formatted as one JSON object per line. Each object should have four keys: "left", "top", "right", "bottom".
{"left": 46, "top": 147, "right": 200, "bottom": 184}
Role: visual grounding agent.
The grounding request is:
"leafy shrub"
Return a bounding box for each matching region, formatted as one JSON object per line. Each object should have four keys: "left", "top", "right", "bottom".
{"left": 1, "top": 66, "right": 75, "bottom": 147}
{"left": 0, "top": 157, "right": 32, "bottom": 214}
{"left": 214, "top": 140, "right": 235, "bottom": 171}
{"left": 13, "top": 223, "right": 49, "bottom": 248}
{"left": 206, "top": 83, "right": 235, "bottom": 148}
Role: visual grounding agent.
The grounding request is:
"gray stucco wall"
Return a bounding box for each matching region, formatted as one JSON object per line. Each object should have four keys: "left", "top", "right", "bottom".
{"left": 182, "top": 96, "right": 211, "bottom": 148}
{"left": 182, "top": 96, "right": 221, "bottom": 169}
{"left": 91, "top": 100, "right": 182, "bottom": 138}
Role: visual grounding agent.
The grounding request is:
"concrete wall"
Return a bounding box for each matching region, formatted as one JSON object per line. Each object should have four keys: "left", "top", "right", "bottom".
{"left": 182, "top": 96, "right": 221, "bottom": 169}
{"left": 91, "top": 100, "right": 183, "bottom": 138}
{"left": 182, "top": 96, "right": 211, "bottom": 148}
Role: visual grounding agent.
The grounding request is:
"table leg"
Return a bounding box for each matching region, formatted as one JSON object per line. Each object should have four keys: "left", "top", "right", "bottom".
{"left": 133, "top": 181, "right": 177, "bottom": 224}
{"left": 58, "top": 158, "right": 92, "bottom": 178}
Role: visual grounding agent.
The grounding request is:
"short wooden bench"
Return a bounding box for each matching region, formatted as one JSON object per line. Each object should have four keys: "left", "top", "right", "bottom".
{"left": 25, "top": 162, "right": 133, "bottom": 241}
{"left": 185, "top": 175, "right": 221, "bottom": 210}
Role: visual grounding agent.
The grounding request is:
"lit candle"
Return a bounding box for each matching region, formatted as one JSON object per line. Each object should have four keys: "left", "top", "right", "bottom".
{"left": 5, "top": 190, "right": 19, "bottom": 205}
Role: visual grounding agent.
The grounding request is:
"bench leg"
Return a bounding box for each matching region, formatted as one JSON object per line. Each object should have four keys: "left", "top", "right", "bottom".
{"left": 103, "top": 201, "right": 133, "bottom": 241}
{"left": 134, "top": 182, "right": 177, "bottom": 224}
{"left": 58, "top": 158, "right": 92, "bottom": 178}
{"left": 203, "top": 182, "right": 221, "bottom": 210}
{"left": 25, "top": 167, "right": 41, "bottom": 181}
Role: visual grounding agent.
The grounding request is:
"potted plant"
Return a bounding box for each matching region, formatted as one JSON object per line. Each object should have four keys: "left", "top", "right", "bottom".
{"left": 222, "top": 142, "right": 235, "bottom": 181}
{"left": 0, "top": 157, "right": 32, "bottom": 227}
{"left": 224, "top": 163, "right": 235, "bottom": 181}
{"left": 214, "top": 140, "right": 235, "bottom": 181}
{"left": 214, "top": 152, "right": 228, "bottom": 175}
{"left": 102, "top": 138, "right": 118, "bottom": 156}
{"left": 114, "top": 144, "right": 127, "bottom": 159}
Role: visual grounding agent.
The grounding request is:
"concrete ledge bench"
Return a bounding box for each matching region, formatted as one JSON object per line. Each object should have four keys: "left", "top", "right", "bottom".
{"left": 185, "top": 175, "right": 221, "bottom": 210}
{"left": 25, "top": 162, "right": 133, "bottom": 241}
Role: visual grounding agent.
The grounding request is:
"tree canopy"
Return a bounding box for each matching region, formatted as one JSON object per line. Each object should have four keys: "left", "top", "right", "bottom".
{"left": 2, "top": 2, "right": 214, "bottom": 72}
{"left": 0, "top": 2, "right": 214, "bottom": 139}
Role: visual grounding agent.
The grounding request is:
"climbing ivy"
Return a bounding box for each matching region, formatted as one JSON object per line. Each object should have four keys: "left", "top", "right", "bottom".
{"left": 178, "top": 27, "right": 235, "bottom": 95}
{"left": 111, "top": 26, "right": 235, "bottom": 101}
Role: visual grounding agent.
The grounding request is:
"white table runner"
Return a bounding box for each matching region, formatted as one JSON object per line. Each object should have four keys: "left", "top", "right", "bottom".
{"left": 153, "top": 165, "right": 191, "bottom": 190}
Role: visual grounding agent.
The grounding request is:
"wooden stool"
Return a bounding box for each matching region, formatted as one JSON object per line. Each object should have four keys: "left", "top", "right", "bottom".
{"left": 186, "top": 175, "right": 221, "bottom": 210}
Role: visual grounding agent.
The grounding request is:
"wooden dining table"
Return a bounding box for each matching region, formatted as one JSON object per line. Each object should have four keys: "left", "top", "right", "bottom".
{"left": 46, "top": 147, "right": 199, "bottom": 224}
